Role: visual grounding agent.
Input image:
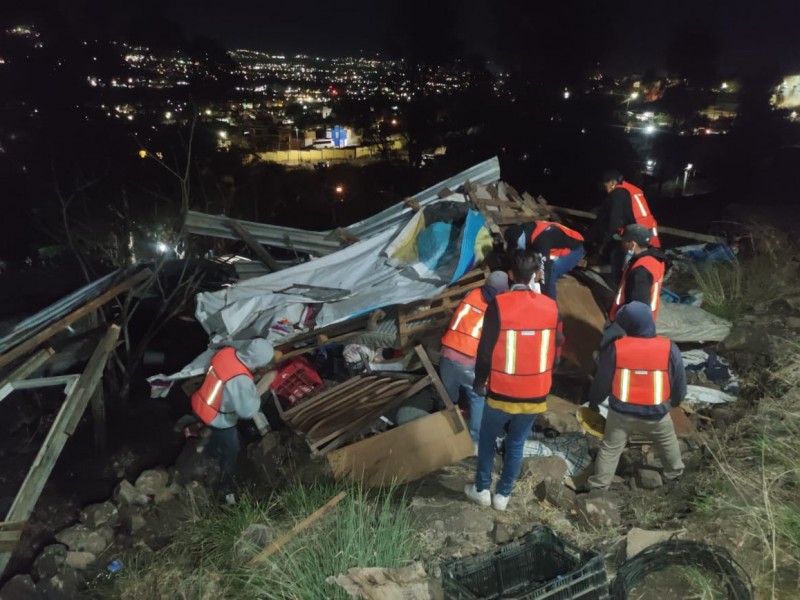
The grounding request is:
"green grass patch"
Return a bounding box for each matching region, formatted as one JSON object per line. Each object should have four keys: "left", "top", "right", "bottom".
{"left": 98, "top": 481, "right": 421, "bottom": 600}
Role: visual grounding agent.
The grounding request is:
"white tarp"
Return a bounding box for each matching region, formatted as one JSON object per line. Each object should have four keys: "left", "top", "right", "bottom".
{"left": 657, "top": 302, "right": 732, "bottom": 342}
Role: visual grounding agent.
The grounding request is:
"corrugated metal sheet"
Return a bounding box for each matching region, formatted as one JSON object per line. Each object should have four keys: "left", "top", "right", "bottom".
{"left": 184, "top": 156, "right": 501, "bottom": 255}
{"left": 0, "top": 269, "right": 127, "bottom": 355}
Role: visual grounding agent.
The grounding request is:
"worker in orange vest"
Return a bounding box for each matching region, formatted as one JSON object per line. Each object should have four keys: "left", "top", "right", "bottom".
{"left": 465, "top": 251, "right": 562, "bottom": 511}
{"left": 609, "top": 224, "right": 667, "bottom": 322}
{"left": 588, "top": 169, "right": 660, "bottom": 283}
{"left": 440, "top": 271, "right": 510, "bottom": 447}
{"left": 504, "top": 221, "right": 585, "bottom": 301}
{"left": 586, "top": 301, "right": 685, "bottom": 489}
{"left": 191, "top": 339, "right": 273, "bottom": 485}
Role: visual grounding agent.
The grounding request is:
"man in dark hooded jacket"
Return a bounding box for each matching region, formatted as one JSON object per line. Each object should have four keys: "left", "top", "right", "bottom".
{"left": 587, "top": 302, "right": 686, "bottom": 489}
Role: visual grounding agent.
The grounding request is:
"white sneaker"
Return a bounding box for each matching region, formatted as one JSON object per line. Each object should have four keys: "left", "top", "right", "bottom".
{"left": 492, "top": 493, "right": 510, "bottom": 511}
{"left": 472, "top": 442, "right": 479, "bottom": 456}
{"left": 464, "top": 484, "right": 491, "bottom": 507}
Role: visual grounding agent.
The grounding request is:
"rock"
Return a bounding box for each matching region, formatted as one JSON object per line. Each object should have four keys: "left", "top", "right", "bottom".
{"left": 153, "top": 483, "right": 182, "bottom": 505}
{"left": 536, "top": 412, "right": 579, "bottom": 434}
{"left": 644, "top": 450, "right": 662, "bottom": 469}
{"left": 637, "top": 469, "right": 663, "bottom": 490}
{"left": 520, "top": 456, "right": 568, "bottom": 485}
{"left": 113, "top": 479, "right": 149, "bottom": 507}
{"left": 432, "top": 520, "right": 445, "bottom": 532}
{"left": 79, "top": 501, "right": 119, "bottom": 529}
{"left": 35, "top": 568, "right": 81, "bottom": 600}
{"left": 1, "top": 574, "right": 40, "bottom": 600}
{"left": 534, "top": 478, "right": 577, "bottom": 511}
{"left": 54, "top": 524, "right": 108, "bottom": 554}
{"left": 64, "top": 551, "right": 96, "bottom": 570}
{"left": 786, "top": 317, "right": 800, "bottom": 330}
{"left": 493, "top": 523, "right": 515, "bottom": 544}
{"left": 626, "top": 528, "right": 678, "bottom": 559}
{"left": 119, "top": 506, "right": 146, "bottom": 535}
{"left": 134, "top": 468, "right": 169, "bottom": 496}
{"left": 576, "top": 490, "right": 621, "bottom": 528}
{"left": 32, "top": 544, "right": 67, "bottom": 581}
{"left": 446, "top": 508, "right": 494, "bottom": 536}
{"left": 96, "top": 526, "right": 115, "bottom": 544}
{"left": 234, "top": 524, "right": 274, "bottom": 559}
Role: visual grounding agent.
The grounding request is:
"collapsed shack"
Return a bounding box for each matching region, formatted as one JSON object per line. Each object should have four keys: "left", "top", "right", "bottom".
{"left": 157, "top": 156, "right": 737, "bottom": 493}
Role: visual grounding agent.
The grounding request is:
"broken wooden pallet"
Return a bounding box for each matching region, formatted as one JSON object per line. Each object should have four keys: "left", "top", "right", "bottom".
{"left": 397, "top": 269, "right": 488, "bottom": 349}
{"left": 465, "top": 181, "right": 550, "bottom": 237}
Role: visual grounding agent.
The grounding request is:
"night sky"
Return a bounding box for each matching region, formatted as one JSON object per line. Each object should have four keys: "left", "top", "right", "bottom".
{"left": 167, "top": 0, "right": 800, "bottom": 73}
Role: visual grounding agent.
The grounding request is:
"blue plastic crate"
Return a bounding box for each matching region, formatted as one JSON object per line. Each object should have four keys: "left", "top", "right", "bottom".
{"left": 442, "top": 525, "right": 609, "bottom": 599}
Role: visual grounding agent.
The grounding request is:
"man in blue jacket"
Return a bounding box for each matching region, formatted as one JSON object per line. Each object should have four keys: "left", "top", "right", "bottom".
{"left": 587, "top": 302, "right": 686, "bottom": 489}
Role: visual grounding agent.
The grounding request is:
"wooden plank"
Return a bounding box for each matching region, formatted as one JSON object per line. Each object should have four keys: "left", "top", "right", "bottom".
{"left": 0, "top": 324, "right": 120, "bottom": 578}
{"left": 414, "top": 345, "right": 457, "bottom": 412}
{"left": 0, "top": 532, "right": 21, "bottom": 543}
{"left": 87, "top": 312, "right": 106, "bottom": 454}
{"left": 327, "top": 408, "right": 473, "bottom": 487}
{"left": 282, "top": 376, "right": 372, "bottom": 421}
{"left": 249, "top": 491, "right": 347, "bottom": 564}
{"left": 0, "top": 348, "right": 54, "bottom": 390}
{"left": 549, "top": 205, "right": 722, "bottom": 243}
{"left": 227, "top": 219, "right": 282, "bottom": 272}
{"left": 0, "top": 270, "right": 149, "bottom": 370}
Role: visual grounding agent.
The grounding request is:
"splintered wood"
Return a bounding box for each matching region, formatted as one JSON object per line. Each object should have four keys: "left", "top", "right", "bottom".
{"left": 465, "top": 181, "right": 553, "bottom": 236}
{"left": 277, "top": 373, "right": 431, "bottom": 457}
{"left": 397, "top": 269, "right": 487, "bottom": 349}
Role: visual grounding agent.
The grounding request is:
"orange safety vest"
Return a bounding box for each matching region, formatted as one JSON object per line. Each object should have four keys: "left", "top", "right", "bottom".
{"left": 611, "top": 336, "right": 672, "bottom": 406}
{"left": 489, "top": 290, "right": 559, "bottom": 400}
{"left": 529, "top": 221, "right": 585, "bottom": 259}
{"left": 441, "top": 288, "right": 488, "bottom": 358}
{"left": 609, "top": 254, "right": 665, "bottom": 321}
{"left": 617, "top": 181, "right": 661, "bottom": 248}
{"left": 191, "top": 347, "right": 253, "bottom": 425}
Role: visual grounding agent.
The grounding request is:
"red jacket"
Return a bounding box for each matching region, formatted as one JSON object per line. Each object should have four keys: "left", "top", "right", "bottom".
{"left": 441, "top": 288, "right": 488, "bottom": 358}
{"left": 617, "top": 181, "right": 661, "bottom": 247}
{"left": 191, "top": 347, "right": 253, "bottom": 425}
{"left": 483, "top": 289, "right": 560, "bottom": 402}
{"left": 611, "top": 336, "right": 672, "bottom": 406}
{"left": 610, "top": 252, "right": 665, "bottom": 321}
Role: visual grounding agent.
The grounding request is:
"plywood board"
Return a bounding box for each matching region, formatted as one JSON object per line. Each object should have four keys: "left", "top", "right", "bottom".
{"left": 556, "top": 276, "right": 606, "bottom": 376}
{"left": 327, "top": 408, "right": 473, "bottom": 487}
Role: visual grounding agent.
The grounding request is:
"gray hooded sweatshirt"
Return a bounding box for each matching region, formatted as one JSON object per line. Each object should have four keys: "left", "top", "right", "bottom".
{"left": 208, "top": 339, "right": 274, "bottom": 429}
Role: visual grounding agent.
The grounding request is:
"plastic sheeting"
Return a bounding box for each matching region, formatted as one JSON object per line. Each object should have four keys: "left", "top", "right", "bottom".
{"left": 656, "top": 302, "right": 732, "bottom": 342}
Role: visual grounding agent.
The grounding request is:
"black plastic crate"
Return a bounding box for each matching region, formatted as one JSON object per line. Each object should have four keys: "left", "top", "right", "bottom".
{"left": 441, "top": 525, "right": 609, "bottom": 600}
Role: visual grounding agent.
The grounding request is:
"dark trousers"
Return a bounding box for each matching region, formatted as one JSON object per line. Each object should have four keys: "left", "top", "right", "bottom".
{"left": 205, "top": 425, "right": 240, "bottom": 485}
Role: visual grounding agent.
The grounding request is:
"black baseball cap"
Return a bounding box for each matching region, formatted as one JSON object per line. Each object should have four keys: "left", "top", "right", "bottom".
{"left": 613, "top": 224, "right": 651, "bottom": 246}
{"left": 600, "top": 169, "right": 623, "bottom": 183}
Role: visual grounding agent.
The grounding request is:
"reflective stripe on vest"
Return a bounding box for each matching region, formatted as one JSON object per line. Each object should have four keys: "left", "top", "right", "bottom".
{"left": 191, "top": 347, "right": 253, "bottom": 424}
{"left": 489, "top": 291, "right": 559, "bottom": 400}
{"left": 529, "top": 221, "right": 584, "bottom": 259}
{"left": 441, "top": 288, "right": 488, "bottom": 358}
{"left": 611, "top": 336, "right": 672, "bottom": 406}
{"left": 617, "top": 181, "right": 659, "bottom": 239}
{"left": 609, "top": 254, "right": 665, "bottom": 321}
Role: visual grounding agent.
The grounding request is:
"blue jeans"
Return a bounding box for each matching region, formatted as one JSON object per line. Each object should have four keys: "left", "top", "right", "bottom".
{"left": 475, "top": 404, "right": 537, "bottom": 496}
{"left": 439, "top": 356, "right": 484, "bottom": 443}
{"left": 542, "top": 247, "right": 585, "bottom": 300}
{"left": 205, "top": 425, "right": 240, "bottom": 485}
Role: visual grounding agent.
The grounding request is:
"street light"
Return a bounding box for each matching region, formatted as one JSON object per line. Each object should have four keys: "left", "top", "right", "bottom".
{"left": 644, "top": 124, "right": 656, "bottom": 135}
{"left": 334, "top": 184, "right": 344, "bottom": 195}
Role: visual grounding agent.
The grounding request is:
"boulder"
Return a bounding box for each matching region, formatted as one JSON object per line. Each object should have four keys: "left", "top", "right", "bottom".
{"left": 79, "top": 501, "right": 119, "bottom": 529}
{"left": 576, "top": 490, "right": 621, "bottom": 528}
{"left": 1, "top": 574, "right": 40, "bottom": 600}
{"left": 234, "top": 524, "right": 274, "bottom": 559}
{"left": 534, "top": 478, "right": 577, "bottom": 511}
{"left": 96, "top": 526, "right": 115, "bottom": 545}
{"left": 520, "top": 456, "right": 568, "bottom": 486}
{"left": 536, "top": 412, "right": 579, "bottom": 434}
{"left": 446, "top": 508, "right": 494, "bottom": 536}
{"left": 54, "top": 524, "right": 108, "bottom": 555}
{"left": 626, "top": 527, "right": 679, "bottom": 559}
{"left": 134, "top": 468, "right": 169, "bottom": 496}
{"left": 153, "top": 484, "right": 182, "bottom": 505}
{"left": 113, "top": 480, "right": 149, "bottom": 507}
{"left": 637, "top": 469, "right": 663, "bottom": 490}
{"left": 35, "top": 568, "right": 81, "bottom": 600}
{"left": 32, "top": 544, "right": 67, "bottom": 581}
{"left": 119, "top": 505, "right": 146, "bottom": 535}
{"left": 64, "top": 551, "right": 96, "bottom": 570}
{"left": 493, "top": 523, "right": 515, "bottom": 544}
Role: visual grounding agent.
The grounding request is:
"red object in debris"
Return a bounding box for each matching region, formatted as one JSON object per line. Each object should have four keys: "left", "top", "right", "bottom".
{"left": 268, "top": 356, "right": 324, "bottom": 406}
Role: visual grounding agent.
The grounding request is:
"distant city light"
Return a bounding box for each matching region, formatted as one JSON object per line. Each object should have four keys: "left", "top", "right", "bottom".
{"left": 721, "top": 82, "right": 729, "bottom": 89}
{"left": 334, "top": 185, "right": 344, "bottom": 194}
{"left": 165, "top": 111, "right": 172, "bottom": 119}
{"left": 204, "top": 109, "right": 212, "bottom": 116}
{"left": 685, "top": 163, "right": 693, "bottom": 170}
{"left": 156, "top": 241, "right": 169, "bottom": 254}
{"left": 218, "top": 130, "right": 227, "bottom": 139}
{"left": 390, "top": 118, "right": 398, "bottom": 126}
{"left": 563, "top": 89, "right": 570, "bottom": 99}
{"left": 630, "top": 92, "right": 639, "bottom": 100}
{"left": 646, "top": 159, "right": 655, "bottom": 166}
{"left": 791, "top": 111, "right": 798, "bottom": 120}
{"left": 138, "top": 150, "right": 147, "bottom": 158}
{"left": 644, "top": 124, "right": 656, "bottom": 134}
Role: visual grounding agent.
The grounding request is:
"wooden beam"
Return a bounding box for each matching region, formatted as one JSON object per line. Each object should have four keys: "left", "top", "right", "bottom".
{"left": 549, "top": 205, "right": 723, "bottom": 244}
{"left": 227, "top": 219, "right": 282, "bottom": 272}
{"left": 0, "top": 348, "right": 55, "bottom": 399}
{"left": 0, "top": 324, "right": 120, "bottom": 578}
{"left": 0, "top": 269, "right": 150, "bottom": 371}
